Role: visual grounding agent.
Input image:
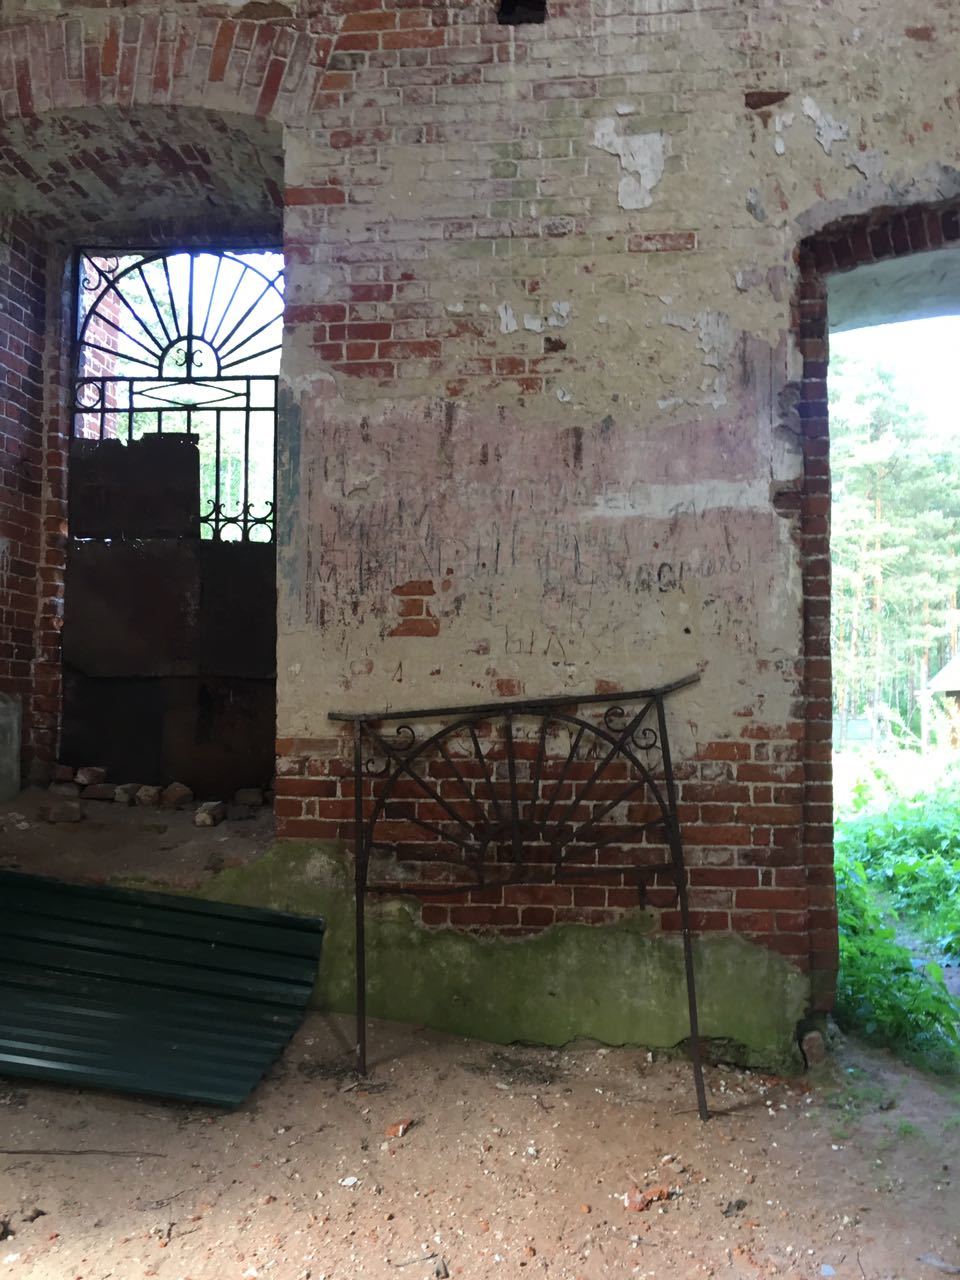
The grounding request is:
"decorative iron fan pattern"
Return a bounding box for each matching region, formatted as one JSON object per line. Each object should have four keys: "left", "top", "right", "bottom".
{"left": 330, "top": 677, "right": 709, "bottom": 1120}
{"left": 359, "top": 705, "right": 675, "bottom": 896}
{"left": 73, "top": 249, "right": 283, "bottom": 542}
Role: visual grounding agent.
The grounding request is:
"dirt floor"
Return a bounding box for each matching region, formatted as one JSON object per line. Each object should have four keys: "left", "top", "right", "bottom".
{"left": 0, "top": 786, "right": 274, "bottom": 888}
{"left": 1, "top": 791, "right": 960, "bottom": 1279}
{"left": 0, "top": 1019, "right": 957, "bottom": 1280}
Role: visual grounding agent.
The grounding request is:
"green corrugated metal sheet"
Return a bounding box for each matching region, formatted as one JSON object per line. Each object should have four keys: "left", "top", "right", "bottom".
{"left": 0, "top": 870, "right": 325, "bottom": 1106}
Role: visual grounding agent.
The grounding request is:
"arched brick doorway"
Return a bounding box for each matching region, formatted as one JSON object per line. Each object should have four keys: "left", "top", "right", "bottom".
{"left": 0, "top": 11, "right": 322, "bottom": 784}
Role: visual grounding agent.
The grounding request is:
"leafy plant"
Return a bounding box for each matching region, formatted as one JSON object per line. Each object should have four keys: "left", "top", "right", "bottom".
{"left": 834, "top": 849, "right": 960, "bottom": 1070}
{"left": 837, "top": 792, "right": 960, "bottom": 958}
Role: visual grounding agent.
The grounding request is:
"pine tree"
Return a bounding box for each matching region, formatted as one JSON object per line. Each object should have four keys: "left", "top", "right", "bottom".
{"left": 830, "top": 352, "right": 960, "bottom": 743}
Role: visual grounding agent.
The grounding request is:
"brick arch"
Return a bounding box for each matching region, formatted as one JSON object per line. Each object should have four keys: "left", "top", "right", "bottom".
{"left": 0, "top": 12, "right": 336, "bottom": 775}
{"left": 794, "top": 199, "right": 960, "bottom": 1011}
{"left": 0, "top": 13, "right": 330, "bottom": 126}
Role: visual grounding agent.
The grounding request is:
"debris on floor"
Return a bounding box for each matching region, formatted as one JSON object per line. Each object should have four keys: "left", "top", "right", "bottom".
{"left": 0, "top": 1014, "right": 957, "bottom": 1279}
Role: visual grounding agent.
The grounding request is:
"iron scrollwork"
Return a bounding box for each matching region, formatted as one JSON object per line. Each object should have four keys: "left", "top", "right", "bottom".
{"left": 72, "top": 248, "right": 282, "bottom": 543}
{"left": 330, "top": 674, "right": 709, "bottom": 1121}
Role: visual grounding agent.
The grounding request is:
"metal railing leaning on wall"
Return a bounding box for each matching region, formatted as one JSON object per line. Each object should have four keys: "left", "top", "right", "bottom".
{"left": 330, "top": 674, "right": 709, "bottom": 1121}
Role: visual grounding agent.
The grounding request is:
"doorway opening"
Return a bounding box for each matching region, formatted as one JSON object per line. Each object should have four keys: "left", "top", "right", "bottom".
{"left": 817, "top": 231, "right": 960, "bottom": 1068}
{"left": 0, "top": 101, "right": 285, "bottom": 796}
{"left": 62, "top": 246, "right": 283, "bottom": 796}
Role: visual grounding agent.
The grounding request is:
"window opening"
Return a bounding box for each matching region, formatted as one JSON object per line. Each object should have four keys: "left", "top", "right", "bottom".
{"left": 73, "top": 248, "right": 283, "bottom": 543}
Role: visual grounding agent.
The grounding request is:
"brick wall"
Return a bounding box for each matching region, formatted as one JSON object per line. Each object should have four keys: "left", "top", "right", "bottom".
{"left": 276, "top": 720, "right": 812, "bottom": 958}
{"left": 4, "top": 0, "right": 960, "bottom": 1015}
{"left": 0, "top": 218, "right": 46, "bottom": 773}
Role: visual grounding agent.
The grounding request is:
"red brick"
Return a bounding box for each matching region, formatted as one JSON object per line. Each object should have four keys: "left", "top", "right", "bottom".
{"left": 449, "top": 905, "right": 520, "bottom": 927}
{"left": 628, "top": 231, "right": 698, "bottom": 253}
{"left": 736, "top": 888, "right": 808, "bottom": 910}
{"left": 286, "top": 186, "right": 346, "bottom": 206}
{"left": 685, "top": 824, "right": 751, "bottom": 846}
{"left": 382, "top": 28, "right": 444, "bottom": 48}
{"left": 342, "top": 10, "right": 397, "bottom": 31}
{"left": 389, "top": 617, "right": 441, "bottom": 637}
{"left": 520, "top": 906, "right": 555, "bottom": 926}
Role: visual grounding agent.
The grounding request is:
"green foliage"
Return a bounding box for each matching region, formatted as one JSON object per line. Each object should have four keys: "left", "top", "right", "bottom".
{"left": 837, "top": 790, "right": 960, "bottom": 958}
{"left": 834, "top": 852, "right": 959, "bottom": 1069}
{"left": 834, "top": 788, "right": 960, "bottom": 1072}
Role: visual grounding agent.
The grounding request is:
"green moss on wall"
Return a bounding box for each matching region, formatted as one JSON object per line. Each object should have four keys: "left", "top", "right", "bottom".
{"left": 162, "top": 842, "right": 808, "bottom": 1071}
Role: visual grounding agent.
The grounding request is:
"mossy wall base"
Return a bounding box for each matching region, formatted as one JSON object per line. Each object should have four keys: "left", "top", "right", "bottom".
{"left": 187, "top": 843, "right": 808, "bottom": 1072}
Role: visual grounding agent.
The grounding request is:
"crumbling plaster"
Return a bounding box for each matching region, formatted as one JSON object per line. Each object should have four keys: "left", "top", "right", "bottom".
{"left": 0, "top": 0, "right": 950, "bottom": 745}
{"left": 274, "top": 2, "right": 960, "bottom": 745}
{"left": 182, "top": 843, "right": 810, "bottom": 1071}
{"left": 1, "top": 2, "right": 959, "bottom": 1042}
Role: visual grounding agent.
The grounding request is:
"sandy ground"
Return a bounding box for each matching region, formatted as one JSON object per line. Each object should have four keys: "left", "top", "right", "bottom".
{"left": 2, "top": 791, "right": 959, "bottom": 1279}
{"left": 0, "top": 1018, "right": 957, "bottom": 1280}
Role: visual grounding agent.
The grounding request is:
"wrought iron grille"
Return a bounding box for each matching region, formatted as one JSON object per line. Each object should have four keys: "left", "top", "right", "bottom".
{"left": 330, "top": 676, "right": 709, "bottom": 1120}
{"left": 72, "top": 249, "right": 283, "bottom": 542}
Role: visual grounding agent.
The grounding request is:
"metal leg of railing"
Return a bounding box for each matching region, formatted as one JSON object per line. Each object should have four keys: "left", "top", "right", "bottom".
{"left": 353, "top": 721, "right": 367, "bottom": 1076}
{"left": 656, "top": 696, "right": 709, "bottom": 1121}
{"left": 676, "top": 854, "right": 710, "bottom": 1121}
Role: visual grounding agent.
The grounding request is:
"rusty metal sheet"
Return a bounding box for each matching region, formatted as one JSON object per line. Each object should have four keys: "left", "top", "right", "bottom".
{"left": 63, "top": 541, "right": 200, "bottom": 678}
{"left": 161, "top": 677, "right": 276, "bottom": 796}
{"left": 60, "top": 676, "right": 274, "bottom": 796}
{"left": 68, "top": 435, "right": 200, "bottom": 540}
{"left": 198, "top": 542, "right": 276, "bottom": 679}
{"left": 60, "top": 674, "right": 164, "bottom": 783}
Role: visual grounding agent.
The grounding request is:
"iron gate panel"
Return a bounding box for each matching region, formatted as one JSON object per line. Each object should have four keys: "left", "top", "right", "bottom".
{"left": 330, "top": 675, "right": 709, "bottom": 1120}
{"left": 73, "top": 249, "right": 282, "bottom": 543}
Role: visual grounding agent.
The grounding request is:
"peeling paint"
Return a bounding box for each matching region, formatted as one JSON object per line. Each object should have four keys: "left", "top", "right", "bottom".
{"left": 591, "top": 118, "right": 667, "bottom": 210}
{"left": 746, "top": 187, "right": 767, "bottom": 222}
{"left": 845, "top": 148, "right": 885, "bottom": 180}
{"left": 548, "top": 301, "right": 572, "bottom": 328}
{"left": 497, "top": 302, "right": 518, "bottom": 335}
{"left": 773, "top": 112, "right": 794, "bottom": 156}
{"left": 659, "top": 311, "right": 733, "bottom": 411}
{"left": 802, "top": 97, "right": 849, "bottom": 155}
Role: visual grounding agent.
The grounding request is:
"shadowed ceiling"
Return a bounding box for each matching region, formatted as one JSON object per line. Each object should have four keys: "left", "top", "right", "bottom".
{"left": 0, "top": 105, "right": 283, "bottom": 241}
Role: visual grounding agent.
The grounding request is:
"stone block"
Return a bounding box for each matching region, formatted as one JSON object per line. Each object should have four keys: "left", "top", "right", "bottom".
{"left": 194, "top": 800, "right": 227, "bottom": 827}
{"left": 81, "top": 782, "right": 116, "bottom": 801}
{"left": 135, "top": 785, "right": 162, "bottom": 807}
{"left": 49, "top": 782, "right": 80, "bottom": 798}
{"left": 114, "top": 783, "right": 141, "bottom": 806}
{"left": 800, "top": 1029, "right": 827, "bottom": 1067}
{"left": 161, "top": 781, "right": 194, "bottom": 810}
{"left": 41, "top": 801, "right": 83, "bottom": 824}
{"left": 75, "top": 766, "right": 108, "bottom": 786}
